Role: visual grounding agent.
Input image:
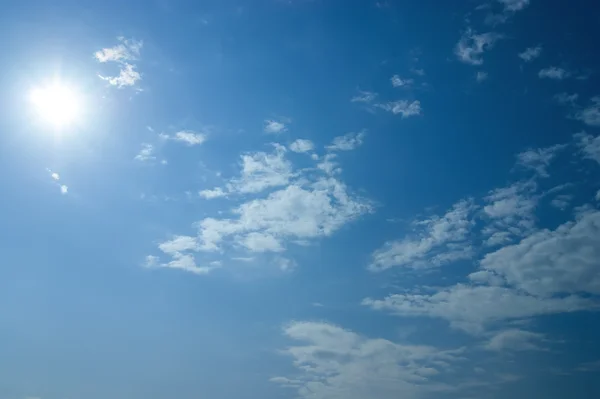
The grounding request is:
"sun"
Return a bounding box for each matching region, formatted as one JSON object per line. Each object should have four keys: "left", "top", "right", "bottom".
{"left": 30, "top": 83, "right": 82, "bottom": 128}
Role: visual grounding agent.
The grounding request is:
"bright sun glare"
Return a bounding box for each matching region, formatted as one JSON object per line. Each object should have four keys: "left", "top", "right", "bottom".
{"left": 30, "top": 83, "right": 82, "bottom": 128}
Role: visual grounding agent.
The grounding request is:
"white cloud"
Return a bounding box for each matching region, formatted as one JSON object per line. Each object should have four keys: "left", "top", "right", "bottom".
{"left": 317, "top": 153, "right": 341, "bottom": 175}
{"left": 148, "top": 235, "right": 219, "bottom": 275}
{"left": 480, "top": 210, "right": 600, "bottom": 297}
{"left": 51, "top": 172, "right": 60, "bottom": 180}
{"left": 272, "top": 321, "right": 464, "bottom": 399}
{"left": 239, "top": 232, "right": 284, "bottom": 253}
{"left": 575, "top": 97, "right": 600, "bottom": 127}
{"left": 264, "top": 119, "right": 288, "bottom": 134}
{"left": 60, "top": 185, "right": 68, "bottom": 194}
{"left": 575, "top": 132, "right": 600, "bottom": 163}
{"left": 134, "top": 143, "right": 156, "bottom": 162}
{"left": 196, "top": 178, "right": 371, "bottom": 253}
{"left": 158, "top": 235, "right": 199, "bottom": 255}
{"left": 485, "top": 329, "right": 545, "bottom": 351}
{"left": 518, "top": 46, "right": 542, "bottom": 62}
{"left": 391, "top": 75, "right": 414, "bottom": 87}
{"left": 351, "top": 90, "right": 377, "bottom": 103}
{"left": 515, "top": 144, "right": 566, "bottom": 177}
{"left": 289, "top": 139, "right": 314, "bottom": 153}
{"left": 476, "top": 71, "right": 488, "bottom": 82}
{"left": 99, "top": 63, "right": 141, "bottom": 88}
{"left": 227, "top": 145, "right": 293, "bottom": 193}
{"left": 369, "top": 200, "right": 475, "bottom": 271}
{"left": 363, "top": 284, "right": 596, "bottom": 335}
{"left": 199, "top": 187, "right": 227, "bottom": 199}
{"left": 377, "top": 100, "right": 422, "bottom": 118}
{"left": 95, "top": 38, "right": 143, "bottom": 88}
{"left": 172, "top": 130, "right": 207, "bottom": 146}
{"left": 538, "top": 67, "right": 570, "bottom": 80}
{"left": 94, "top": 37, "right": 142, "bottom": 63}
{"left": 326, "top": 131, "right": 366, "bottom": 151}
{"left": 482, "top": 181, "right": 537, "bottom": 245}
{"left": 498, "top": 0, "right": 530, "bottom": 11}
{"left": 455, "top": 30, "right": 502, "bottom": 66}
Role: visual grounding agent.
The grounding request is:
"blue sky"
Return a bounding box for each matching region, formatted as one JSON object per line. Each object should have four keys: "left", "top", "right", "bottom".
{"left": 1, "top": 0, "right": 600, "bottom": 398}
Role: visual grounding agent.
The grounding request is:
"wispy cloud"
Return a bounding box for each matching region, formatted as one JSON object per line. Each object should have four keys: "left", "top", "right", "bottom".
{"left": 498, "top": 0, "right": 530, "bottom": 11}
{"left": 538, "top": 67, "right": 570, "bottom": 80}
{"left": 134, "top": 143, "right": 156, "bottom": 162}
{"left": 351, "top": 90, "right": 377, "bottom": 103}
{"left": 326, "top": 130, "right": 366, "bottom": 151}
{"left": 369, "top": 200, "right": 475, "bottom": 271}
{"left": 170, "top": 130, "right": 207, "bottom": 146}
{"left": 199, "top": 187, "right": 227, "bottom": 199}
{"left": 455, "top": 29, "right": 502, "bottom": 66}
{"left": 575, "top": 132, "right": 600, "bottom": 163}
{"left": 554, "top": 92, "right": 579, "bottom": 106}
{"left": 518, "top": 46, "right": 542, "bottom": 62}
{"left": 515, "top": 144, "right": 566, "bottom": 177}
{"left": 476, "top": 71, "right": 488, "bottom": 82}
{"left": 95, "top": 37, "right": 143, "bottom": 88}
{"left": 485, "top": 329, "right": 546, "bottom": 351}
{"left": 376, "top": 100, "right": 422, "bottom": 118}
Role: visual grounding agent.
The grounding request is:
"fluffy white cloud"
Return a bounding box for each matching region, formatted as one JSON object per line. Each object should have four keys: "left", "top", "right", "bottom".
{"left": 147, "top": 235, "right": 219, "bottom": 275}
{"left": 238, "top": 232, "right": 284, "bottom": 253}
{"left": 351, "top": 90, "right": 377, "bottom": 103}
{"left": 518, "top": 46, "right": 542, "bottom": 62}
{"left": 455, "top": 30, "right": 502, "bottom": 65}
{"left": 326, "top": 131, "right": 366, "bottom": 151}
{"left": 264, "top": 119, "right": 288, "bottom": 134}
{"left": 369, "top": 200, "right": 475, "bottom": 271}
{"left": 197, "top": 177, "right": 371, "bottom": 253}
{"left": 575, "top": 97, "right": 600, "bottom": 127}
{"left": 575, "top": 132, "right": 600, "bottom": 163}
{"left": 363, "top": 285, "right": 595, "bottom": 335}
{"left": 377, "top": 100, "right": 422, "bottom": 118}
{"left": 480, "top": 210, "right": 600, "bottom": 297}
{"left": 515, "top": 144, "right": 566, "bottom": 177}
{"left": 272, "top": 321, "right": 464, "bottom": 399}
{"left": 60, "top": 185, "right": 68, "bottom": 194}
{"left": 539, "top": 67, "right": 570, "bottom": 80}
{"left": 391, "top": 75, "right": 414, "bottom": 87}
{"left": 485, "top": 329, "right": 545, "bottom": 351}
{"left": 227, "top": 145, "right": 293, "bottom": 193}
{"left": 289, "top": 139, "right": 314, "bottom": 153}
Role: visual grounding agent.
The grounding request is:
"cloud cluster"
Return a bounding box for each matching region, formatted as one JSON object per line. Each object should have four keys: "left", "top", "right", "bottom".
{"left": 455, "top": 30, "right": 502, "bottom": 65}
{"left": 95, "top": 37, "right": 143, "bottom": 88}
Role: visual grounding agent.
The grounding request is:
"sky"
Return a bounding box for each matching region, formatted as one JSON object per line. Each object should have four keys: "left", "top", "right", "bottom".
{"left": 1, "top": 0, "right": 600, "bottom": 399}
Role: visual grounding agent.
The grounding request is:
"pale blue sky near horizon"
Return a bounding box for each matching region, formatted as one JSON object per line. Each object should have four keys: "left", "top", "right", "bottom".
{"left": 1, "top": 1, "right": 600, "bottom": 399}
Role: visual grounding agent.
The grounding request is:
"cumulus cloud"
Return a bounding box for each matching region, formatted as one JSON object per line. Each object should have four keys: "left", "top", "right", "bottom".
{"left": 455, "top": 30, "right": 502, "bottom": 66}
{"left": 575, "top": 97, "right": 600, "bottom": 127}
{"left": 377, "top": 100, "right": 422, "bottom": 118}
{"left": 289, "top": 139, "right": 314, "bottom": 153}
{"left": 95, "top": 37, "right": 143, "bottom": 88}
{"left": 145, "top": 236, "right": 220, "bottom": 275}
{"left": 539, "top": 67, "right": 570, "bottom": 80}
{"left": 515, "top": 144, "right": 566, "bottom": 177}
{"left": 264, "top": 119, "right": 288, "bottom": 134}
{"left": 518, "top": 46, "right": 542, "bottom": 62}
{"left": 326, "top": 131, "right": 366, "bottom": 151}
{"left": 272, "top": 321, "right": 464, "bottom": 399}
{"left": 227, "top": 144, "right": 294, "bottom": 193}
{"left": 369, "top": 200, "right": 475, "bottom": 271}
{"left": 171, "top": 130, "right": 207, "bottom": 146}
